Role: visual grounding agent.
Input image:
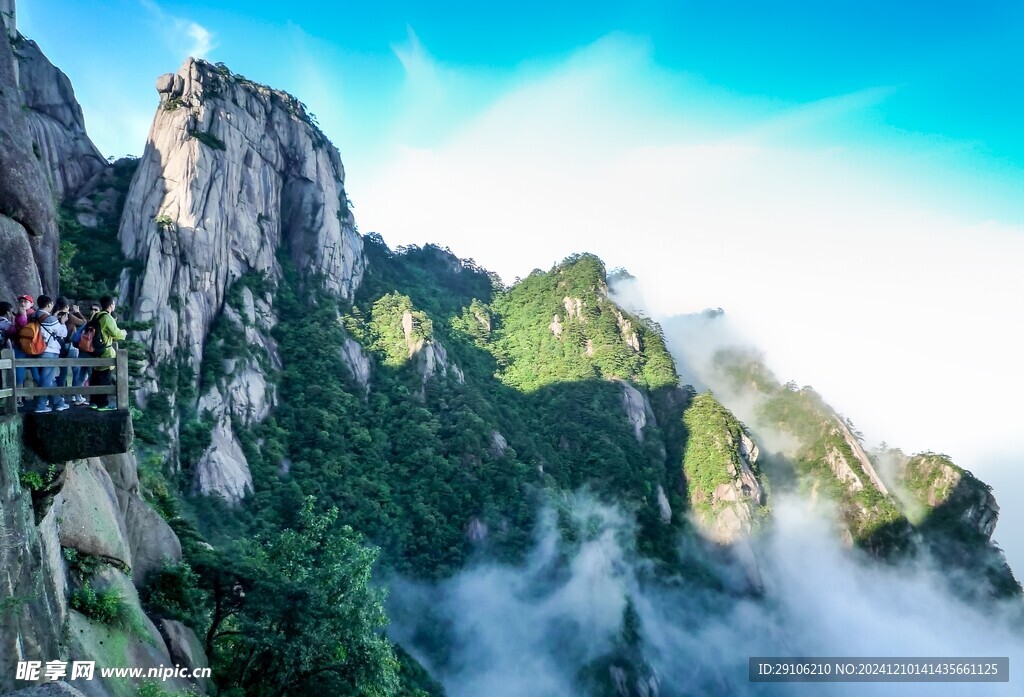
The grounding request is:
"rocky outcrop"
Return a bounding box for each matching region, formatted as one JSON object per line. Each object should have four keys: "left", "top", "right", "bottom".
{"left": 563, "top": 296, "right": 584, "bottom": 320}
{"left": 193, "top": 420, "right": 253, "bottom": 504}
{"left": 615, "top": 311, "right": 640, "bottom": 352}
{"left": 833, "top": 420, "right": 888, "bottom": 494}
{"left": 490, "top": 431, "right": 508, "bottom": 457}
{"left": 119, "top": 58, "right": 365, "bottom": 500}
{"left": 0, "top": 418, "right": 64, "bottom": 694}
{"left": 682, "top": 393, "right": 767, "bottom": 544}
{"left": 0, "top": 9, "right": 57, "bottom": 299}
{"left": 897, "top": 453, "right": 999, "bottom": 539}
{"left": 707, "top": 431, "right": 765, "bottom": 543}
{"left": 15, "top": 37, "right": 106, "bottom": 199}
{"left": 401, "top": 310, "right": 464, "bottom": 385}
{"left": 548, "top": 314, "right": 563, "bottom": 337}
{"left": 159, "top": 619, "right": 213, "bottom": 693}
{"left": 1, "top": 413, "right": 199, "bottom": 696}
{"left": 341, "top": 332, "right": 372, "bottom": 393}
{"left": 656, "top": 484, "right": 672, "bottom": 523}
{"left": 618, "top": 380, "right": 655, "bottom": 442}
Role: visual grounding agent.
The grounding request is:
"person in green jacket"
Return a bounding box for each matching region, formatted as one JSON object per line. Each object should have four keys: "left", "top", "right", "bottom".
{"left": 90, "top": 295, "right": 127, "bottom": 411}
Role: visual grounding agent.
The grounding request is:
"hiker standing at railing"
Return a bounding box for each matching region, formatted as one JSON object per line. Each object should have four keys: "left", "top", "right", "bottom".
{"left": 0, "top": 302, "right": 14, "bottom": 349}
{"left": 86, "top": 296, "right": 127, "bottom": 411}
{"left": 56, "top": 297, "right": 89, "bottom": 406}
{"left": 22, "top": 294, "right": 69, "bottom": 413}
{"left": 12, "top": 295, "right": 33, "bottom": 393}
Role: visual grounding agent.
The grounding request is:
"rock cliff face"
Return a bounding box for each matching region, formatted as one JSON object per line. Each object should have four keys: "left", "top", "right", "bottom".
{"left": 0, "top": 418, "right": 198, "bottom": 697}
{"left": 119, "top": 58, "right": 365, "bottom": 501}
{"left": 0, "top": 8, "right": 57, "bottom": 300}
{"left": 15, "top": 37, "right": 106, "bottom": 199}
{"left": 618, "top": 380, "right": 655, "bottom": 443}
{"left": 895, "top": 452, "right": 1000, "bottom": 538}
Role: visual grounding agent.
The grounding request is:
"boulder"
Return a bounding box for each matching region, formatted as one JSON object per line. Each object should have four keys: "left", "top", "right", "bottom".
{"left": 55, "top": 460, "right": 131, "bottom": 568}
{"left": 159, "top": 619, "right": 212, "bottom": 693}
{"left": 124, "top": 495, "right": 181, "bottom": 585}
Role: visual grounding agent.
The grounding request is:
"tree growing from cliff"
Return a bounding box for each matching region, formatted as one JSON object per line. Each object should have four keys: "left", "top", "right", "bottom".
{"left": 210, "top": 497, "right": 399, "bottom": 696}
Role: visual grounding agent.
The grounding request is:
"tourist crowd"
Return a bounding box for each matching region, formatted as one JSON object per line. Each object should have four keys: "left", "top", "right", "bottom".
{"left": 0, "top": 294, "right": 126, "bottom": 413}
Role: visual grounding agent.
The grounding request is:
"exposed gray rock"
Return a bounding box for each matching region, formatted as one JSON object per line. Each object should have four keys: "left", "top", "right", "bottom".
{"left": 193, "top": 418, "right": 253, "bottom": 505}
{"left": 0, "top": 14, "right": 57, "bottom": 296}
{"left": 159, "top": 620, "right": 212, "bottom": 693}
{"left": 0, "top": 418, "right": 64, "bottom": 695}
{"left": 824, "top": 444, "right": 864, "bottom": 493}
{"left": 490, "top": 431, "right": 508, "bottom": 457}
{"left": 656, "top": 484, "right": 672, "bottom": 523}
{"left": 833, "top": 420, "right": 889, "bottom": 495}
{"left": 416, "top": 337, "right": 463, "bottom": 384}
{"left": 341, "top": 333, "right": 371, "bottom": 393}
{"left": 1, "top": 0, "right": 15, "bottom": 39}
{"left": 548, "top": 314, "right": 563, "bottom": 337}
{"left": 15, "top": 37, "right": 106, "bottom": 199}
{"left": 124, "top": 495, "right": 180, "bottom": 585}
{"left": 562, "top": 296, "right": 583, "bottom": 320}
{"left": 0, "top": 215, "right": 43, "bottom": 302}
{"left": 119, "top": 59, "right": 365, "bottom": 499}
{"left": 706, "top": 430, "right": 765, "bottom": 544}
{"left": 400, "top": 310, "right": 464, "bottom": 385}
{"left": 467, "top": 517, "right": 488, "bottom": 542}
{"left": 55, "top": 460, "right": 132, "bottom": 568}
{"left": 618, "top": 380, "right": 655, "bottom": 442}
{"left": 615, "top": 311, "right": 640, "bottom": 352}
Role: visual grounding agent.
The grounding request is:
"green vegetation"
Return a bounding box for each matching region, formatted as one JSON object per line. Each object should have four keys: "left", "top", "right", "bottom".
{"left": 187, "top": 129, "right": 226, "bottom": 151}
{"left": 713, "top": 349, "right": 908, "bottom": 553}
{"left": 892, "top": 451, "right": 1021, "bottom": 598}
{"left": 57, "top": 157, "right": 139, "bottom": 299}
{"left": 170, "top": 498, "right": 400, "bottom": 696}
{"left": 682, "top": 392, "right": 756, "bottom": 521}
{"left": 69, "top": 583, "right": 128, "bottom": 626}
{"left": 18, "top": 470, "right": 43, "bottom": 491}
{"left": 64, "top": 548, "right": 148, "bottom": 638}
{"left": 140, "top": 560, "right": 205, "bottom": 629}
{"left": 153, "top": 214, "right": 175, "bottom": 232}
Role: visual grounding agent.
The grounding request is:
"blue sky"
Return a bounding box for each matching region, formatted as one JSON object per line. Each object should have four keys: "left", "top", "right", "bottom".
{"left": 19, "top": 1, "right": 1024, "bottom": 568}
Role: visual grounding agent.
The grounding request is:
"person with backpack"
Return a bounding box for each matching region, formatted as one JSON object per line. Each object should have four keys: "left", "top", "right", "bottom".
{"left": 86, "top": 296, "right": 127, "bottom": 411}
{"left": 12, "top": 295, "right": 34, "bottom": 391}
{"left": 0, "top": 301, "right": 14, "bottom": 347}
{"left": 55, "top": 297, "right": 88, "bottom": 405}
{"left": 21, "top": 294, "right": 69, "bottom": 413}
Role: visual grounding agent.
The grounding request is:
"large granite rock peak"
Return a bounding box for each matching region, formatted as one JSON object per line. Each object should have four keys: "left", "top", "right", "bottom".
{"left": 120, "top": 58, "right": 365, "bottom": 501}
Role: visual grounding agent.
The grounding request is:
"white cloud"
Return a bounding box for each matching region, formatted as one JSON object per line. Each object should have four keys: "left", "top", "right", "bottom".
{"left": 391, "top": 496, "right": 1024, "bottom": 696}
{"left": 184, "top": 21, "right": 213, "bottom": 59}
{"left": 140, "top": 0, "right": 215, "bottom": 61}
{"left": 353, "top": 34, "right": 1024, "bottom": 572}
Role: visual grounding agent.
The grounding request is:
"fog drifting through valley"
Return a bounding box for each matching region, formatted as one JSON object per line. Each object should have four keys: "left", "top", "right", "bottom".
{"left": 389, "top": 494, "right": 1024, "bottom": 696}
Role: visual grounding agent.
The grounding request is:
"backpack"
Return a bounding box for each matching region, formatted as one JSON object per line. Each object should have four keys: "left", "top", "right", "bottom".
{"left": 0, "top": 319, "right": 12, "bottom": 350}
{"left": 17, "top": 318, "right": 51, "bottom": 356}
{"left": 77, "top": 314, "right": 110, "bottom": 357}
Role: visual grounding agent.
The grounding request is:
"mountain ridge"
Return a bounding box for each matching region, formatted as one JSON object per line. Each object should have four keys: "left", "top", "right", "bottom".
{"left": 1, "top": 9, "right": 1020, "bottom": 694}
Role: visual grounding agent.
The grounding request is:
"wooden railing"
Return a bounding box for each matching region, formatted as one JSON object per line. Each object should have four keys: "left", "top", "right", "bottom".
{"left": 0, "top": 348, "right": 129, "bottom": 416}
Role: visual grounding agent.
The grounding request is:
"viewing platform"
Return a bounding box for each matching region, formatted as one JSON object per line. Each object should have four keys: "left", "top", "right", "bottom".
{"left": 0, "top": 348, "right": 133, "bottom": 462}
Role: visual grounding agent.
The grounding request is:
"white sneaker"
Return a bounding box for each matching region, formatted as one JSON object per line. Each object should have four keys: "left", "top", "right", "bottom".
{"left": 34, "top": 406, "right": 53, "bottom": 413}
{"left": 55, "top": 403, "right": 71, "bottom": 411}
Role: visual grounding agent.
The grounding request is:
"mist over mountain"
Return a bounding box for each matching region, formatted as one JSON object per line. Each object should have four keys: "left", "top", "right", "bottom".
{"left": 1, "top": 2, "right": 1021, "bottom": 695}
